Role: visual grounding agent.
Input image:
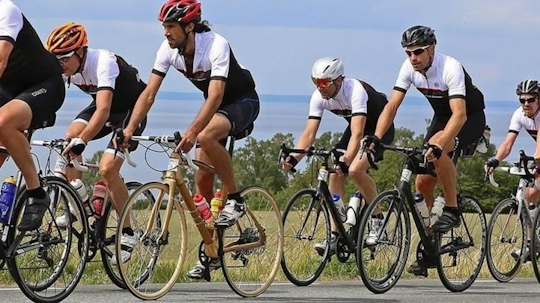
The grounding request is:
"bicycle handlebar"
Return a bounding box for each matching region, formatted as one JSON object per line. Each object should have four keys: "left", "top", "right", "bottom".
{"left": 487, "top": 150, "right": 537, "bottom": 187}
{"left": 31, "top": 139, "right": 90, "bottom": 172}
{"left": 279, "top": 144, "right": 336, "bottom": 173}
{"left": 128, "top": 132, "right": 199, "bottom": 172}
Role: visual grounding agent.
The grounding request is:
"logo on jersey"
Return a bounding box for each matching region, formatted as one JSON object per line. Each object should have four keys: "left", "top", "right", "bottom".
{"left": 31, "top": 88, "right": 47, "bottom": 97}
{"left": 330, "top": 109, "right": 352, "bottom": 117}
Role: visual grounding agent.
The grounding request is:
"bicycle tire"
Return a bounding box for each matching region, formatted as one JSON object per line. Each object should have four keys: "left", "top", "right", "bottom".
{"left": 117, "top": 182, "right": 187, "bottom": 300}
{"left": 357, "top": 189, "right": 411, "bottom": 294}
{"left": 530, "top": 202, "right": 540, "bottom": 283}
{"left": 486, "top": 198, "right": 525, "bottom": 283}
{"left": 436, "top": 194, "right": 487, "bottom": 292}
{"left": 220, "top": 186, "right": 284, "bottom": 297}
{"left": 8, "top": 176, "right": 89, "bottom": 303}
{"left": 280, "top": 188, "right": 330, "bottom": 286}
{"left": 100, "top": 181, "right": 154, "bottom": 289}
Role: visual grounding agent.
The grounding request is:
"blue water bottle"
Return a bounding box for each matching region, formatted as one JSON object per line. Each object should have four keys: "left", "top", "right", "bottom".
{"left": 0, "top": 176, "right": 17, "bottom": 224}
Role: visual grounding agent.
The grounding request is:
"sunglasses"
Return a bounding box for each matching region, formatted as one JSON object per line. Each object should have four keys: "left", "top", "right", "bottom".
{"left": 311, "top": 77, "right": 333, "bottom": 88}
{"left": 405, "top": 45, "right": 430, "bottom": 57}
{"left": 56, "top": 51, "right": 75, "bottom": 63}
{"left": 519, "top": 97, "right": 538, "bottom": 104}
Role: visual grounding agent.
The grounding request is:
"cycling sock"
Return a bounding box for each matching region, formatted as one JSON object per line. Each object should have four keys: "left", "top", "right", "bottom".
{"left": 443, "top": 206, "right": 461, "bottom": 217}
{"left": 28, "top": 187, "right": 46, "bottom": 199}
{"left": 371, "top": 213, "right": 384, "bottom": 219}
{"left": 228, "top": 192, "right": 244, "bottom": 203}
{"left": 122, "top": 227, "right": 134, "bottom": 236}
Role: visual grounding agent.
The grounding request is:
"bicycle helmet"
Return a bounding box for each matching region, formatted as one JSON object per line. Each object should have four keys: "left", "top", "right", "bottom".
{"left": 311, "top": 57, "right": 344, "bottom": 81}
{"left": 516, "top": 79, "right": 540, "bottom": 96}
{"left": 46, "top": 22, "right": 88, "bottom": 54}
{"left": 159, "top": 0, "right": 202, "bottom": 23}
{"left": 401, "top": 25, "right": 436, "bottom": 48}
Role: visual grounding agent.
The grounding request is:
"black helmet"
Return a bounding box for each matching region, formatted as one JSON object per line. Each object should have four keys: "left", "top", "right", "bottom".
{"left": 516, "top": 79, "right": 540, "bottom": 95}
{"left": 401, "top": 25, "right": 436, "bottom": 48}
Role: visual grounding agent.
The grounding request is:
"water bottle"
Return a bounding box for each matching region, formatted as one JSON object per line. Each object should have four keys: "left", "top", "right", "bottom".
{"left": 91, "top": 180, "right": 107, "bottom": 218}
{"left": 332, "top": 194, "right": 347, "bottom": 222}
{"left": 475, "top": 126, "right": 491, "bottom": 154}
{"left": 0, "top": 176, "right": 17, "bottom": 224}
{"left": 345, "top": 192, "right": 362, "bottom": 227}
{"left": 414, "top": 192, "right": 430, "bottom": 228}
{"left": 430, "top": 196, "right": 445, "bottom": 227}
{"left": 70, "top": 179, "right": 92, "bottom": 217}
{"left": 193, "top": 193, "right": 212, "bottom": 224}
{"left": 207, "top": 191, "right": 223, "bottom": 229}
{"left": 54, "top": 155, "right": 69, "bottom": 180}
{"left": 529, "top": 203, "right": 538, "bottom": 220}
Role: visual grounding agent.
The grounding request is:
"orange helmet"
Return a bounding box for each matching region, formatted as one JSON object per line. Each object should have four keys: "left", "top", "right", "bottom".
{"left": 46, "top": 22, "right": 88, "bottom": 55}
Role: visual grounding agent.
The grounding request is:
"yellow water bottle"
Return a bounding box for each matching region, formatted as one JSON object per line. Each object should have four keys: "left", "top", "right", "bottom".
{"left": 207, "top": 190, "right": 223, "bottom": 229}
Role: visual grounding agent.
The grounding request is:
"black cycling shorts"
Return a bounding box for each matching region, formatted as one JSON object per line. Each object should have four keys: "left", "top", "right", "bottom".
{"left": 424, "top": 110, "right": 486, "bottom": 151}
{"left": 335, "top": 123, "right": 395, "bottom": 162}
{"left": 74, "top": 104, "right": 147, "bottom": 152}
{"left": 217, "top": 96, "right": 260, "bottom": 139}
{"left": 0, "top": 75, "right": 65, "bottom": 129}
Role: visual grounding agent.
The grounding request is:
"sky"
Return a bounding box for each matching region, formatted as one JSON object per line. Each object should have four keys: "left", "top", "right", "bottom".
{"left": 15, "top": 0, "right": 540, "bottom": 102}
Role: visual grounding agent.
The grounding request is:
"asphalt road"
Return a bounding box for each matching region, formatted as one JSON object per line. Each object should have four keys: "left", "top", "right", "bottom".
{"left": 2, "top": 279, "right": 540, "bottom": 303}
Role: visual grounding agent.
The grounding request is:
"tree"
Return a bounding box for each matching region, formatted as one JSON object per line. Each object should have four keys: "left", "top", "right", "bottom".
{"left": 81, "top": 150, "right": 103, "bottom": 190}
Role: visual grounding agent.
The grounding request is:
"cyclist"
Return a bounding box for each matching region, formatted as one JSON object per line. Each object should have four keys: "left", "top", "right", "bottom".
{"left": 485, "top": 79, "right": 540, "bottom": 262}
{"left": 281, "top": 57, "right": 394, "bottom": 254}
{"left": 119, "top": 0, "right": 259, "bottom": 278}
{"left": 0, "top": 0, "right": 65, "bottom": 231}
{"left": 363, "top": 25, "right": 486, "bottom": 276}
{"left": 45, "top": 22, "right": 148, "bottom": 264}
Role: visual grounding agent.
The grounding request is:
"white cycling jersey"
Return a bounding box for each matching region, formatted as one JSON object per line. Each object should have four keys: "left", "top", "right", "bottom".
{"left": 66, "top": 48, "right": 145, "bottom": 112}
{"left": 308, "top": 78, "right": 388, "bottom": 131}
{"left": 151, "top": 31, "right": 256, "bottom": 103}
{"left": 508, "top": 107, "right": 540, "bottom": 140}
{"left": 394, "top": 52, "right": 484, "bottom": 117}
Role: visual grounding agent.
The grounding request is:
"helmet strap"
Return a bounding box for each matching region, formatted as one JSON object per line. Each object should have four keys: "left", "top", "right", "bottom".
{"left": 74, "top": 47, "right": 87, "bottom": 74}
{"left": 178, "top": 25, "right": 192, "bottom": 56}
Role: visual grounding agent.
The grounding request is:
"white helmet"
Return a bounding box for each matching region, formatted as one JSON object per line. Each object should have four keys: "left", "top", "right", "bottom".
{"left": 311, "top": 57, "right": 344, "bottom": 80}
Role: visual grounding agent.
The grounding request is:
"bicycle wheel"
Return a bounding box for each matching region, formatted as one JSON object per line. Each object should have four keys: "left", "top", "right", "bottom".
{"left": 220, "top": 186, "right": 284, "bottom": 297}
{"left": 531, "top": 205, "right": 540, "bottom": 283}
{"left": 117, "top": 182, "right": 187, "bottom": 300}
{"left": 357, "top": 189, "right": 410, "bottom": 294}
{"left": 280, "top": 188, "right": 331, "bottom": 286}
{"left": 486, "top": 198, "right": 525, "bottom": 282}
{"left": 8, "top": 176, "right": 89, "bottom": 303}
{"left": 437, "top": 194, "right": 487, "bottom": 292}
{"left": 100, "top": 181, "right": 154, "bottom": 289}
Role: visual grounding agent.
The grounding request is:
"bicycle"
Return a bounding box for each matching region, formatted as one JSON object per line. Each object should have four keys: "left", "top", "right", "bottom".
{"left": 486, "top": 150, "right": 539, "bottom": 282}
{"left": 279, "top": 144, "right": 365, "bottom": 286}
{"left": 0, "top": 131, "right": 89, "bottom": 302}
{"left": 44, "top": 142, "right": 155, "bottom": 289}
{"left": 357, "top": 143, "right": 487, "bottom": 293}
{"left": 115, "top": 131, "right": 283, "bottom": 299}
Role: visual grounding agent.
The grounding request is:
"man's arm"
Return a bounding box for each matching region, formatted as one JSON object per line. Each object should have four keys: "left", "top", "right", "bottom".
{"left": 436, "top": 98, "right": 467, "bottom": 151}
{"left": 79, "top": 90, "right": 112, "bottom": 143}
{"left": 0, "top": 40, "right": 13, "bottom": 78}
{"left": 344, "top": 115, "right": 366, "bottom": 165}
{"left": 374, "top": 89, "right": 406, "bottom": 139}
{"left": 124, "top": 73, "right": 164, "bottom": 136}
{"left": 281, "top": 118, "right": 320, "bottom": 171}
{"left": 496, "top": 132, "right": 517, "bottom": 162}
{"left": 177, "top": 79, "right": 225, "bottom": 152}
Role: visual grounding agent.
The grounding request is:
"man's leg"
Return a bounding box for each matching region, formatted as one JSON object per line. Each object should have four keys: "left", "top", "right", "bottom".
{"left": 328, "top": 173, "right": 346, "bottom": 233}
{"left": 197, "top": 114, "right": 246, "bottom": 227}
{"left": 195, "top": 147, "right": 216, "bottom": 202}
{"left": 428, "top": 131, "right": 461, "bottom": 233}
{"left": 0, "top": 100, "right": 47, "bottom": 231}
{"left": 416, "top": 175, "right": 437, "bottom": 209}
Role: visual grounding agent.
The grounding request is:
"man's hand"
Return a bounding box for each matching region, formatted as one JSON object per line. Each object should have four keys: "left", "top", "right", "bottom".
{"left": 425, "top": 143, "right": 443, "bottom": 162}
{"left": 62, "top": 137, "right": 86, "bottom": 158}
{"left": 118, "top": 128, "right": 134, "bottom": 150}
{"left": 176, "top": 128, "right": 198, "bottom": 153}
{"left": 334, "top": 159, "right": 349, "bottom": 176}
{"left": 361, "top": 135, "right": 381, "bottom": 153}
{"left": 484, "top": 157, "right": 500, "bottom": 175}
{"left": 281, "top": 155, "right": 298, "bottom": 172}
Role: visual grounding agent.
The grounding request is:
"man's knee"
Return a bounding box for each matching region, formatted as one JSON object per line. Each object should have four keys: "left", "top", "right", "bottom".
{"left": 416, "top": 176, "right": 436, "bottom": 194}
{"left": 99, "top": 159, "right": 119, "bottom": 181}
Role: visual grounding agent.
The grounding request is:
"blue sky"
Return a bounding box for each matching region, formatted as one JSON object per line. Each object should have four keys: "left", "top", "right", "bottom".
{"left": 15, "top": 0, "right": 540, "bottom": 102}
